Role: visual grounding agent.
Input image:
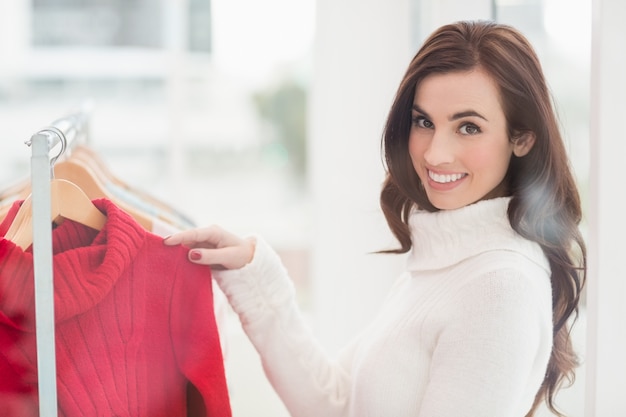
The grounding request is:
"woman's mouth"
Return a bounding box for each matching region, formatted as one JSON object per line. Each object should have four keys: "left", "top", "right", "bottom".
{"left": 428, "top": 170, "right": 467, "bottom": 184}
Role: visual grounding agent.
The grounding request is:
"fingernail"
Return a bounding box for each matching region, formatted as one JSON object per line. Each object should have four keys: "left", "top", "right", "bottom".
{"left": 190, "top": 250, "right": 202, "bottom": 261}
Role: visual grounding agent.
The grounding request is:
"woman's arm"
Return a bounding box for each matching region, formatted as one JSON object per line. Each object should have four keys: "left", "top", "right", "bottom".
{"left": 164, "top": 227, "right": 352, "bottom": 417}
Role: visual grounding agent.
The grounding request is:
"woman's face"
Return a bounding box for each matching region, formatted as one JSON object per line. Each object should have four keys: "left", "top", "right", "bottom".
{"left": 408, "top": 69, "right": 530, "bottom": 210}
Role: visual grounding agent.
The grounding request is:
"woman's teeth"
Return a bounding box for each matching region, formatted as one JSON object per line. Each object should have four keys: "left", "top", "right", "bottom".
{"left": 428, "top": 171, "right": 466, "bottom": 184}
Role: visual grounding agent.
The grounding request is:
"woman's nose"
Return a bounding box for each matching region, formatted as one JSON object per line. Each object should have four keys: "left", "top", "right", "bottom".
{"left": 423, "top": 131, "right": 454, "bottom": 165}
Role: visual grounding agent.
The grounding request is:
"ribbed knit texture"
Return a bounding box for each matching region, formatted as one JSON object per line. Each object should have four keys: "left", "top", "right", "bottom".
{"left": 213, "top": 197, "right": 553, "bottom": 417}
{"left": 0, "top": 199, "right": 231, "bottom": 417}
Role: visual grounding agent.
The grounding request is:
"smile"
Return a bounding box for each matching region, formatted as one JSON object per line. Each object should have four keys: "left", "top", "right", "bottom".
{"left": 428, "top": 170, "right": 467, "bottom": 184}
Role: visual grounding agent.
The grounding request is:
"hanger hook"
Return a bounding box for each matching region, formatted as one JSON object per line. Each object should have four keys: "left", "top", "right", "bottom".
{"left": 38, "top": 126, "right": 67, "bottom": 178}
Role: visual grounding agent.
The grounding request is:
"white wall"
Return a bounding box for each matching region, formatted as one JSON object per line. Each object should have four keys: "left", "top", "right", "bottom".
{"left": 414, "top": 0, "right": 492, "bottom": 43}
{"left": 586, "top": 0, "right": 626, "bottom": 414}
{"left": 308, "top": 0, "right": 412, "bottom": 352}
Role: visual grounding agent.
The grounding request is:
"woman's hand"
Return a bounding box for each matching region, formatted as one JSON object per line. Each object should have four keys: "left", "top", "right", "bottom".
{"left": 163, "top": 225, "right": 255, "bottom": 270}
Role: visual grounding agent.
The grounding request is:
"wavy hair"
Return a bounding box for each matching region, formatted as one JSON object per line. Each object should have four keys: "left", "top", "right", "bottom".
{"left": 380, "top": 20, "right": 586, "bottom": 416}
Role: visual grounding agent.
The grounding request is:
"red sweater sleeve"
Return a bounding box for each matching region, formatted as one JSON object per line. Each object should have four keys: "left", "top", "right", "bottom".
{"left": 170, "top": 254, "right": 232, "bottom": 417}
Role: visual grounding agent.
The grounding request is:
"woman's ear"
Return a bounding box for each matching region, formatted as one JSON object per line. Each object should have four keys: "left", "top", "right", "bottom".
{"left": 512, "top": 132, "right": 536, "bottom": 157}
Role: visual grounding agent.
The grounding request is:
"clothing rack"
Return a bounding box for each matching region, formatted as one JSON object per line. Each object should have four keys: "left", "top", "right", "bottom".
{"left": 27, "top": 104, "right": 92, "bottom": 417}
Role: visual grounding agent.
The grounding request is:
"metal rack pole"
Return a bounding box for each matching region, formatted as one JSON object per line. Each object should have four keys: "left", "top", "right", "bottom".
{"left": 29, "top": 131, "right": 61, "bottom": 417}
{"left": 29, "top": 103, "right": 91, "bottom": 417}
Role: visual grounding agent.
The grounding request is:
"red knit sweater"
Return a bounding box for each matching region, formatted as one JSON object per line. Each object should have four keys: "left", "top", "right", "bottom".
{"left": 0, "top": 199, "right": 231, "bottom": 417}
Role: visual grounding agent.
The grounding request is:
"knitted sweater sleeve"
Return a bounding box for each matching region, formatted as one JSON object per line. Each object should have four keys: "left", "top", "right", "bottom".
{"left": 419, "top": 267, "right": 552, "bottom": 416}
{"left": 211, "top": 236, "right": 352, "bottom": 417}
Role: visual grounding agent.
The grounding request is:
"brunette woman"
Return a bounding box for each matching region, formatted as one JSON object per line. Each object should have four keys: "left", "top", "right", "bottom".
{"left": 165, "top": 20, "right": 586, "bottom": 416}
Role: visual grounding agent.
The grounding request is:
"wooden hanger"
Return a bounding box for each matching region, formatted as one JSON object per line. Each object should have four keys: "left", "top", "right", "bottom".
{"left": 0, "top": 178, "right": 31, "bottom": 223}
{"left": 1, "top": 151, "right": 154, "bottom": 231}
{"left": 69, "top": 145, "right": 185, "bottom": 226}
{"left": 70, "top": 146, "right": 192, "bottom": 229}
{"left": 0, "top": 177, "right": 30, "bottom": 202}
{"left": 71, "top": 145, "right": 126, "bottom": 188}
{"left": 4, "top": 179, "right": 107, "bottom": 250}
{"left": 54, "top": 158, "right": 153, "bottom": 230}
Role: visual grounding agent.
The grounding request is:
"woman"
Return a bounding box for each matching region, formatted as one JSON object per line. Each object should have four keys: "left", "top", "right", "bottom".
{"left": 165, "top": 20, "right": 586, "bottom": 416}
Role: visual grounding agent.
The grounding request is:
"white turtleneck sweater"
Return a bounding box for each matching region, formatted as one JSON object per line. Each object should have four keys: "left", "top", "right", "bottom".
{"left": 213, "top": 197, "right": 553, "bottom": 417}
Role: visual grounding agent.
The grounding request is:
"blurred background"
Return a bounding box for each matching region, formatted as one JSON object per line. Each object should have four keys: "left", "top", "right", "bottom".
{"left": 1, "top": 0, "right": 622, "bottom": 416}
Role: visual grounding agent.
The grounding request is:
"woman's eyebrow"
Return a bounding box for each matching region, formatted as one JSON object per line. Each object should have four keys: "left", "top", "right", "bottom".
{"left": 450, "top": 110, "right": 488, "bottom": 122}
{"left": 412, "top": 104, "right": 488, "bottom": 122}
{"left": 412, "top": 104, "right": 430, "bottom": 118}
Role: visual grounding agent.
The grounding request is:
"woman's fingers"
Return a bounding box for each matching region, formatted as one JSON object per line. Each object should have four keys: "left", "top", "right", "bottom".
{"left": 164, "top": 225, "right": 255, "bottom": 270}
{"left": 164, "top": 225, "right": 241, "bottom": 249}
{"left": 188, "top": 241, "right": 255, "bottom": 270}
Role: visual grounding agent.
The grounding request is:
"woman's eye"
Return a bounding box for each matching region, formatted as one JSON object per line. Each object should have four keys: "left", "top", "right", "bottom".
{"left": 413, "top": 116, "right": 433, "bottom": 129}
{"left": 459, "top": 123, "right": 480, "bottom": 135}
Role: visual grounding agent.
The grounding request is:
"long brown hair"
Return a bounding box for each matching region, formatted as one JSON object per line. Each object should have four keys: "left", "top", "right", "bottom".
{"left": 380, "top": 20, "right": 586, "bottom": 416}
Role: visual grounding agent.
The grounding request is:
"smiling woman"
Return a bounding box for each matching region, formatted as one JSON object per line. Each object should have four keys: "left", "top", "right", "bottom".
{"left": 380, "top": 20, "right": 586, "bottom": 416}
{"left": 408, "top": 68, "right": 535, "bottom": 210}
{"left": 164, "top": 20, "right": 587, "bottom": 417}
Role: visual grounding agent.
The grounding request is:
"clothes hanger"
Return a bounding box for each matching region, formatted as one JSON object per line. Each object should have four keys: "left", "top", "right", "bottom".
{"left": 0, "top": 200, "right": 17, "bottom": 223}
{"left": 71, "top": 145, "right": 195, "bottom": 229}
{"left": 4, "top": 123, "right": 107, "bottom": 250}
{"left": 4, "top": 178, "right": 107, "bottom": 250}
{"left": 71, "top": 145, "right": 127, "bottom": 188}
{"left": 53, "top": 157, "right": 153, "bottom": 230}
{"left": 0, "top": 178, "right": 31, "bottom": 222}
{"left": 1, "top": 149, "right": 155, "bottom": 232}
{"left": 0, "top": 177, "right": 30, "bottom": 203}
{"left": 0, "top": 148, "right": 154, "bottom": 231}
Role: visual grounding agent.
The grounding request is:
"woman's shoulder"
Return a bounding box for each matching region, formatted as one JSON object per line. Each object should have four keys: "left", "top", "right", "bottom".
{"left": 468, "top": 246, "right": 550, "bottom": 277}
{"left": 450, "top": 250, "right": 553, "bottom": 320}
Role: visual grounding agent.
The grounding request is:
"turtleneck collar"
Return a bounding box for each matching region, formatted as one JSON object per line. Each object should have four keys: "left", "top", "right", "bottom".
{"left": 406, "top": 197, "right": 549, "bottom": 273}
{"left": 0, "top": 199, "right": 146, "bottom": 332}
